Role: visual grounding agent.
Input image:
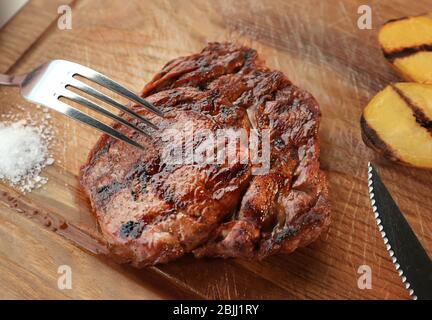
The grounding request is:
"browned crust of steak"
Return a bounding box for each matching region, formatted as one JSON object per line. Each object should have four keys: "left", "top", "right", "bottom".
{"left": 80, "top": 42, "right": 330, "bottom": 267}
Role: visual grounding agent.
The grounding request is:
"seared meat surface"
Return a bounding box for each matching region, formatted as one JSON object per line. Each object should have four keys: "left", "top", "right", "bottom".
{"left": 80, "top": 42, "right": 330, "bottom": 267}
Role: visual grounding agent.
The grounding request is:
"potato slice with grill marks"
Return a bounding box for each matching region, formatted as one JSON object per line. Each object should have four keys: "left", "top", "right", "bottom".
{"left": 361, "top": 83, "right": 432, "bottom": 169}
{"left": 379, "top": 14, "right": 432, "bottom": 84}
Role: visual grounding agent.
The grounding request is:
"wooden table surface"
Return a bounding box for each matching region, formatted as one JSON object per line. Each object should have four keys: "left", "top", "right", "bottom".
{"left": 0, "top": 0, "right": 431, "bottom": 300}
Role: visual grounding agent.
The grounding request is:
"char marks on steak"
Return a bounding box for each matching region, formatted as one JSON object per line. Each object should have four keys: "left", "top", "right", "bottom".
{"left": 80, "top": 42, "right": 330, "bottom": 267}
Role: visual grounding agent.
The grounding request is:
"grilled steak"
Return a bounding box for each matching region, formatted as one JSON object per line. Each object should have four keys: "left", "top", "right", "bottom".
{"left": 80, "top": 42, "right": 330, "bottom": 267}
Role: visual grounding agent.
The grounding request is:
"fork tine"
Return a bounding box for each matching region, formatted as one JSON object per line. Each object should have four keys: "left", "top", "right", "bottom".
{"left": 67, "top": 78, "right": 158, "bottom": 130}
{"left": 73, "top": 64, "right": 164, "bottom": 117}
{"left": 43, "top": 100, "right": 144, "bottom": 150}
{"left": 60, "top": 89, "right": 151, "bottom": 138}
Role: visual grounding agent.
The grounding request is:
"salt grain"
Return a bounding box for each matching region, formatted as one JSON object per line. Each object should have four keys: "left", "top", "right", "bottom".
{"left": 0, "top": 107, "right": 55, "bottom": 193}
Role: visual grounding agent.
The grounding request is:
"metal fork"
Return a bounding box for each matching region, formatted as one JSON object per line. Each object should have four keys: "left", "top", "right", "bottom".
{"left": 0, "top": 60, "right": 163, "bottom": 149}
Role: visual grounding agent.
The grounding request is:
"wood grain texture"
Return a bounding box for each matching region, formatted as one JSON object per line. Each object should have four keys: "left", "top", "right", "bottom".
{"left": 0, "top": 0, "right": 431, "bottom": 299}
{"left": 0, "top": 0, "right": 75, "bottom": 73}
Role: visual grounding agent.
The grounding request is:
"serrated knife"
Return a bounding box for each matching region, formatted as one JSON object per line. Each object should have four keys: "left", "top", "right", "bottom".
{"left": 367, "top": 162, "right": 432, "bottom": 300}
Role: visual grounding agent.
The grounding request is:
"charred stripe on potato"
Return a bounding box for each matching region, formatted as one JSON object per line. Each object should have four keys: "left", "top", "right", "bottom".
{"left": 383, "top": 16, "right": 409, "bottom": 25}
{"left": 360, "top": 116, "right": 400, "bottom": 162}
{"left": 391, "top": 84, "right": 432, "bottom": 133}
{"left": 379, "top": 13, "right": 432, "bottom": 84}
{"left": 383, "top": 44, "right": 432, "bottom": 63}
{"left": 361, "top": 83, "right": 432, "bottom": 168}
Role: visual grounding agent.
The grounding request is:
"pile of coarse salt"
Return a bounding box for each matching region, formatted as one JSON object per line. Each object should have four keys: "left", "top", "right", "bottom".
{"left": 0, "top": 106, "right": 55, "bottom": 193}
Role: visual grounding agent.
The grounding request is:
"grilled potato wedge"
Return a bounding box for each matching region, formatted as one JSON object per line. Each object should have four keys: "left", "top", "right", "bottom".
{"left": 379, "top": 14, "right": 432, "bottom": 84}
{"left": 361, "top": 83, "right": 432, "bottom": 168}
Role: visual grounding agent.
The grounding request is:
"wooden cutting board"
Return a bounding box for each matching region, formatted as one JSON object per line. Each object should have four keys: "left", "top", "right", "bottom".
{"left": 1, "top": 0, "right": 431, "bottom": 299}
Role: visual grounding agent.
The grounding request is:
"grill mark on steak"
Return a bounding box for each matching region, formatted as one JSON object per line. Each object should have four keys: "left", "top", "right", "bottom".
{"left": 274, "top": 226, "right": 299, "bottom": 244}
{"left": 80, "top": 42, "right": 330, "bottom": 267}
{"left": 120, "top": 220, "right": 146, "bottom": 239}
{"left": 142, "top": 46, "right": 257, "bottom": 96}
{"left": 94, "top": 182, "right": 124, "bottom": 206}
{"left": 128, "top": 165, "right": 150, "bottom": 201}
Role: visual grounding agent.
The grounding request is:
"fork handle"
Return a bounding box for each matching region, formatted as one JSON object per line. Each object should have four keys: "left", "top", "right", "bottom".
{"left": 0, "top": 74, "right": 23, "bottom": 86}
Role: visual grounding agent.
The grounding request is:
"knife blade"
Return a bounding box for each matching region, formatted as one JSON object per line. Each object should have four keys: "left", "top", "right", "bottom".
{"left": 367, "top": 162, "right": 432, "bottom": 300}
